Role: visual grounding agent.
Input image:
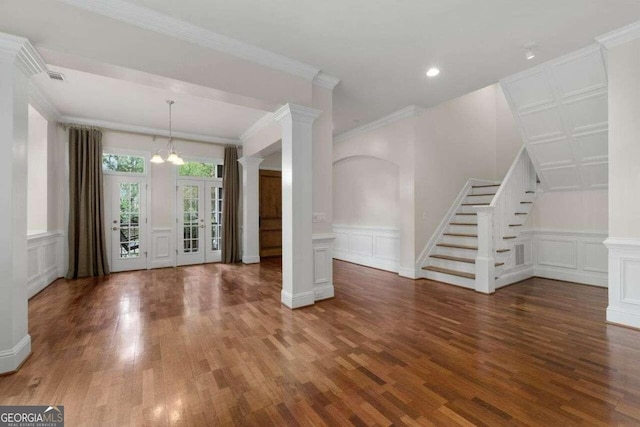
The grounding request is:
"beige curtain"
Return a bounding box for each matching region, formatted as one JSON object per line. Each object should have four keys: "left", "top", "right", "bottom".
{"left": 222, "top": 146, "right": 241, "bottom": 263}
{"left": 66, "top": 127, "right": 110, "bottom": 278}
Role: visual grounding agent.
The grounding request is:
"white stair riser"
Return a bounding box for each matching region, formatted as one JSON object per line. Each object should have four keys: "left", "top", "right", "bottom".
{"left": 441, "top": 235, "right": 478, "bottom": 246}
{"left": 457, "top": 206, "right": 481, "bottom": 214}
{"left": 453, "top": 214, "right": 478, "bottom": 224}
{"left": 428, "top": 258, "right": 476, "bottom": 274}
{"left": 448, "top": 224, "right": 478, "bottom": 234}
{"left": 464, "top": 194, "right": 494, "bottom": 204}
{"left": 434, "top": 246, "right": 478, "bottom": 259}
{"left": 422, "top": 270, "right": 475, "bottom": 289}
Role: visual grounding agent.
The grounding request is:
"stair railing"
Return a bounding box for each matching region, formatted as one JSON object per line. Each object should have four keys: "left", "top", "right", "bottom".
{"left": 474, "top": 146, "right": 536, "bottom": 293}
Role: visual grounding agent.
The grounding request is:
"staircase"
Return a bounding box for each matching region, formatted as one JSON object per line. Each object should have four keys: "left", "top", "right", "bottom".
{"left": 421, "top": 147, "right": 538, "bottom": 293}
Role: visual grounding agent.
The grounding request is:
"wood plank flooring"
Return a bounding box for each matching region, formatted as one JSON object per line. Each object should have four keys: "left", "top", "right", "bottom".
{"left": 1, "top": 259, "right": 640, "bottom": 426}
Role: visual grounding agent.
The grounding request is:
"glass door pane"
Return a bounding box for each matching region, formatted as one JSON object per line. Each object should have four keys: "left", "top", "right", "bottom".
{"left": 108, "top": 176, "right": 147, "bottom": 272}
{"left": 177, "top": 181, "right": 205, "bottom": 266}
{"left": 119, "top": 182, "right": 140, "bottom": 258}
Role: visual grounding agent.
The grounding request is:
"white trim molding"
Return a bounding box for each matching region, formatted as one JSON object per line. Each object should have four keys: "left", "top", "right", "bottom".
{"left": 0, "top": 335, "right": 31, "bottom": 375}
{"left": 240, "top": 112, "right": 275, "bottom": 142}
{"left": 60, "top": 115, "right": 240, "bottom": 145}
{"left": 334, "top": 105, "right": 424, "bottom": 144}
{"left": 151, "top": 227, "right": 175, "bottom": 269}
{"left": 29, "top": 82, "right": 62, "bottom": 122}
{"left": 596, "top": 20, "right": 640, "bottom": 49}
{"left": 604, "top": 237, "right": 640, "bottom": 328}
{"left": 27, "top": 231, "right": 65, "bottom": 298}
{"left": 334, "top": 225, "right": 400, "bottom": 273}
{"left": 313, "top": 233, "right": 335, "bottom": 301}
{"left": 0, "top": 32, "right": 47, "bottom": 77}
{"left": 55, "top": 0, "right": 323, "bottom": 80}
{"left": 312, "top": 72, "right": 341, "bottom": 91}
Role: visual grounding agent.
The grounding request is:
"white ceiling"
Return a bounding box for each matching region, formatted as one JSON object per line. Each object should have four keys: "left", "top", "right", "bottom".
{"left": 32, "top": 66, "right": 267, "bottom": 140}
{"left": 4, "top": 0, "right": 640, "bottom": 136}
{"left": 119, "top": 0, "right": 640, "bottom": 134}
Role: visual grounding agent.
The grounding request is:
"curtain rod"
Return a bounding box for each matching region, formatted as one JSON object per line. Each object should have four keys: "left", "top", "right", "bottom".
{"left": 57, "top": 121, "right": 240, "bottom": 148}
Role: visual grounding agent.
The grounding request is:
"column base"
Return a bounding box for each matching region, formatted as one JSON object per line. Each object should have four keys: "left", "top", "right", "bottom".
{"left": 242, "top": 255, "right": 260, "bottom": 264}
{"left": 281, "top": 290, "right": 315, "bottom": 309}
{"left": 398, "top": 267, "right": 419, "bottom": 279}
{"left": 0, "top": 335, "right": 31, "bottom": 374}
{"left": 314, "top": 284, "right": 334, "bottom": 301}
{"left": 607, "top": 306, "right": 640, "bottom": 329}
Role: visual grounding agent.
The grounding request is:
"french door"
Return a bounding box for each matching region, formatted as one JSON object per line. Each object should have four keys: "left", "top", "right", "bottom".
{"left": 176, "top": 180, "right": 222, "bottom": 266}
{"left": 108, "top": 176, "right": 148, "bottom": 272}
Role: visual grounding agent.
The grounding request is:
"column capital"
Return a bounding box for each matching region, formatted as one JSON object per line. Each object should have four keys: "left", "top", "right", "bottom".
{"left": 312, "top": 71, "right": 341, "bottom": 91}
{"left": 274, "top": 103, "right": 322, "bottom": 125}
{"left": 237, "top": 156, "right": 264, "bottom": 168}
{"left": 0, "top": 32, "right": 47, "bottom": 77}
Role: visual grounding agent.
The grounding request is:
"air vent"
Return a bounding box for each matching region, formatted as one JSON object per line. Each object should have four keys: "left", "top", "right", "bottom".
{"left": 47, "top": 71, "right": 66, "bottom": 82}
{"left": 515, "top": 244, "right": 525, "bottom": 266}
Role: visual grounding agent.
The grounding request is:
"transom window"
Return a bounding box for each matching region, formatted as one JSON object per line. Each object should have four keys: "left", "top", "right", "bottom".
{"left": 103, "top": 153, "right": 145, "bottom": 174}
{"left": 178, "top": 161, "right": 224, "bottom": 179}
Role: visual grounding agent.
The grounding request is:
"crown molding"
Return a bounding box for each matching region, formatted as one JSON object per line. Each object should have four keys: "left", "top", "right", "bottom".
{"left": 56, "top": 0, "right": 323, "bottom": 81}
{"left": 596, "top": 20, "right": 640, "bottom": 49}
{"left": 0, "top": 32, "right": 47, "bottom": 77}
{"left": 240, "top": 112, "right": 275, "bottom": 142}
{"left": 274, "top": 103, "right": 322, "bottom": 124}
{"left": 312, "top": 72, "right": 341, "bottom": 91}
{"left": 59, "top": 115, "right": 240, "bottom": 145}
{"left": 29, "top": 82, "right": 62, "bottom": 121}
{"left": 334, "top": 105, "right": 424, "bottom": 143}
{"left": 237, "top": 156, "right": 264, "bottom": 167}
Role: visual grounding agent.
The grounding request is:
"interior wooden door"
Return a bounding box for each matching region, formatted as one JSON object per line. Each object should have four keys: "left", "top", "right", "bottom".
{"left": 259, "top": 170, "right": 282, "bottom": 257}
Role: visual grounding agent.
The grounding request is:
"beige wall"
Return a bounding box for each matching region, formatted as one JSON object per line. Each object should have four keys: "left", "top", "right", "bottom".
{"left": 260, "top": 151, "right": 281, "bottom": 170}
{"left": 414, "top": 85, "right": 500, "bottom": 255}
{"left": 333, "top": 156, "right": 399, "bottom": 227}
{"left": 27, "top": 106, "right": 48, "bottom": 235}
{"left": 608, "top": 38, "right": 640, "bottom": 238}
{"left": 529, "top": 190, "right": 608, "bottom": 231}
{"left": 496, "top": 85, "right": 522, "bottom": 179}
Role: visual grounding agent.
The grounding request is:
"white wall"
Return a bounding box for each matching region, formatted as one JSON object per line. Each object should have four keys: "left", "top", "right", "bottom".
{"left": 260, "top": 150, "right": 281, "bottom": 170}
{"left": 333, "top": 156, "right": 399, "bottom": 227}
{"left": 529, "top": 190, "right": 608, "bottom": 232}
{"left": 27, "top": 105, "right": 48, "bottom": 235}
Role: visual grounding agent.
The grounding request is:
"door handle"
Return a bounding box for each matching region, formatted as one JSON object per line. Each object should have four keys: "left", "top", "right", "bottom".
{"left": 112, "top": 226, "right": 119, "bottom": 231}
{"left": 199, "top": 225, "right": 205, "bottom": 228}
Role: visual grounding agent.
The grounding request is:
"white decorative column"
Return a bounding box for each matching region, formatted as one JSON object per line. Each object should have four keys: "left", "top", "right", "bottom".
{"left": 0, "top": 33, "right": 46, "bottom": 373}
{"left": 274, "top": 103, "right": 321, "bottom": 309}
{"left": 238, "top": 156, "right": 263, "bottom": 264}
{"left": 474, "top": 206, "right": 496, "bottom": 294}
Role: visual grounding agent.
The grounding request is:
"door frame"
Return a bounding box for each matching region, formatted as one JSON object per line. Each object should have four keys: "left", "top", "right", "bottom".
{"left": 102, "top": 147, "right": 152, "bottom": 272}
{"left": 173, "top": 156, "right": 224, "bottom": 266}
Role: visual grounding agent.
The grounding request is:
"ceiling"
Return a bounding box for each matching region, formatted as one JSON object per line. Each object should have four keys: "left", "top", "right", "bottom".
{"left": 119, "top": 0, "right": 640, "bottom": 134}
{"left": 4, "top": 0, "right": 640, "bottom": 137}
{"left": 32, "top": 66, "right": 267, "bottom": 140}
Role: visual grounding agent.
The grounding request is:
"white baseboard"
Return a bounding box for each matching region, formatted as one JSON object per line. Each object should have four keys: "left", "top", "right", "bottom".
{"left": 313, "top": 234, "right": 334, "bottom": 301}
{"left": 150, "top": 259, "right": 175, "bottom": 269}
{"left": 281, "top": 290, "right": 315, "bottom": 309}
{"left": 242, "top": 255, "right": 260, "bottom": 264}
{"left": 314, "top": 284, "right": 334, "bottom": 301}
{"left": 604, "top": 238, "right": 640, "bottom": 329}
{"left": 496, "top": 266, "right": 534, "bottom": 288}
{"left": 398, "top": 267, "right": 419, "bottom": 279}
{"left": 0, "top": 335, "right": 31, "bottom": 374}
{"left": 534, "top": 266, "right": 607, "bottom": 287}
{"left": 607, "top": 306, "right": 640, "bottom": 329}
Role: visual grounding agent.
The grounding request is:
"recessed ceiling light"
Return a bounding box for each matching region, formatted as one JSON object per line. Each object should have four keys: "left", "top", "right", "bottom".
{"left": 525, "top": 43, "right": 537, "bottom": 61}
{"left": 426, "top": 67, "right": 440, "bottom": 78}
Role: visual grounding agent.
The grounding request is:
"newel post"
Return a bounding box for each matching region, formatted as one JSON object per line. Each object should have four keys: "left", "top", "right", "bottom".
{"left": 474, "top": 206, "right": 496, "bottom": 294}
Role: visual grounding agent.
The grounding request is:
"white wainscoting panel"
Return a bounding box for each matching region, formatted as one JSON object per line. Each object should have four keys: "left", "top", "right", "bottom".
{"left": 151, "top": 227, "right": 175, "bottom": 269}
{"left": 333, "top": 225, "right": 400, "bottom": 273}
{"left": 605, "top": 238, "right": 640, "bottom": 328}
{"left": 27, "top": 231, "right": 65, "bottom": 298}
{"left": 498, "top": 229, "right": 607, "bottom": 288}
{"left": 312, "top": 234, "right": 335, "bottom": 301}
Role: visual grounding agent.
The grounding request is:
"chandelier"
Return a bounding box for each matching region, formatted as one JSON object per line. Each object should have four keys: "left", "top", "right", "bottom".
{"left": 151, "top": 100, "right": 184, "bottom": 165}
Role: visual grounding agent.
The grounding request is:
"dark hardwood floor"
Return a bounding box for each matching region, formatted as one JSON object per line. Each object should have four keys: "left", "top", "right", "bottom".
{"left": 1, "top": 259, "right": 639, "bottom": 426}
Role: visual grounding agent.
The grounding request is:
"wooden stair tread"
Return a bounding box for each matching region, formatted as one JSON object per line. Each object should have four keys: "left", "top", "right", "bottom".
{"left": 462, "top": 203, "right": 490, "bottom": 206}
{"left": 430, "top": 254, "right": 504, "bottom": 267}
{"left": 472, "top": 184, "right": 501, "bottom": 188}
{"left": 467, "top": 193, "right": 497, "bottom": 197}
{"left": 437, "top": 243, "right": 477, "bottom": 250}
{"left": 496, "top": 249, "right": 510, "bottom": 253}
{"left": 450, "top": 222, "right": 477, "bottom": 226}
{"left": 525, "top": 191, "right": 535, "bottom": 194}
{"left": 423, "top": 266, "right": 475, "bottom": 279}
{"left": 515, "top": 212, "right": 527, "bottom": 215}
{"left": 509, "top": 224, "right": 523, "bottom": 227}
{"left": 503, "top": 236, "right": 517, "bottom": 239}
{"left": 456, "top": 213, "right": 477, "bottom": 216}
{"left": 520, "top": 201, "right": 533, "bottom": 204}
{"left": 444, "top": 233, "right": 477, "bottom": 237}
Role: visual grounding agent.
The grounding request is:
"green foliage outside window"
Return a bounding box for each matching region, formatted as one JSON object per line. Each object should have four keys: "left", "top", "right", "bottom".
{"left": 179, "top": 162, "right": 223, "bottom": 178}
{"left": 102, "top": 154, "right": 145, "bottom": 174}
